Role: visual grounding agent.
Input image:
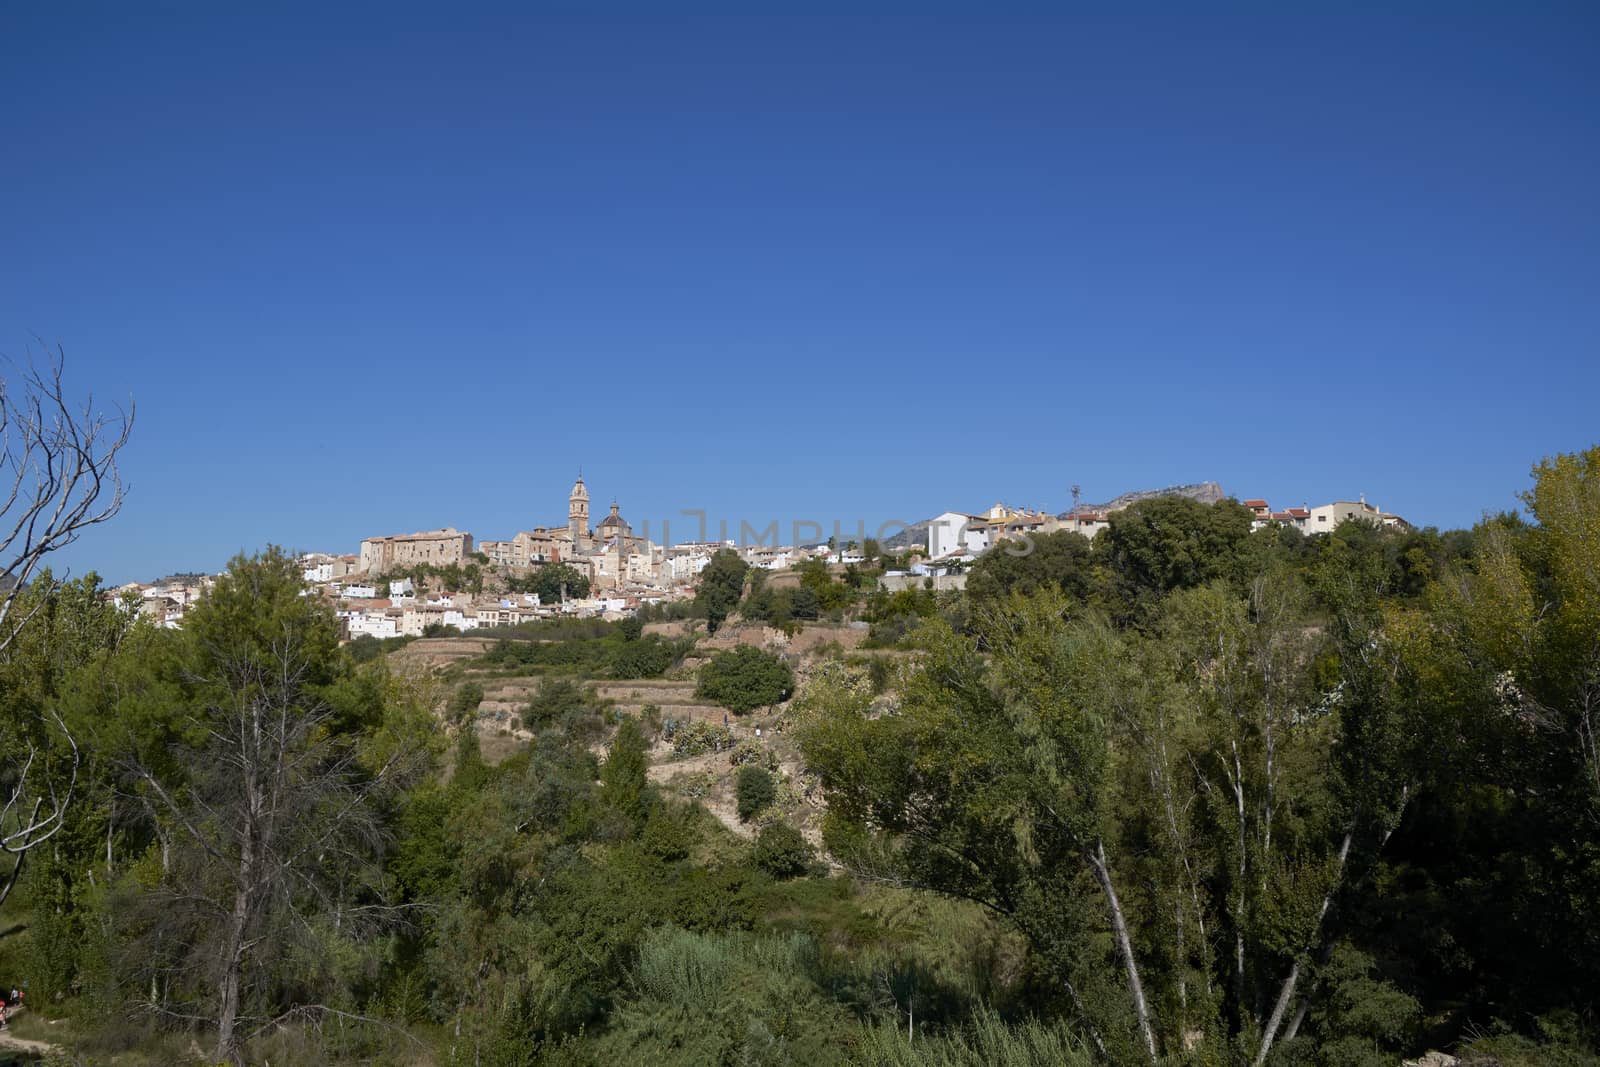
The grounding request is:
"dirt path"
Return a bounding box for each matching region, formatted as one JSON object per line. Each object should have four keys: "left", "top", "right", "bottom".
{"left": 0, "top": 1027, "right": 59, "bottom": 1059}
{"left": 646, "top": 748, "right": 727, "bottom": 782}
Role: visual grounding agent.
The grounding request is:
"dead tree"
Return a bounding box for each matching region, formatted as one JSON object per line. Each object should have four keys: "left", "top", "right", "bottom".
{"left": 119, "top": 551, "right": 420, "bottom": 1065}
{"left": 0, "top": 343, "right": 132, "bottom": 905}
{"left": 0, "top": 344, "right": 133, "bottom": 649}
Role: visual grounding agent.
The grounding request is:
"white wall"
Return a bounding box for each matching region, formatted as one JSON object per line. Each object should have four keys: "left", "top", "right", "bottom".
{"left": 927, "top": 512, "right": 972, "bottom": 558}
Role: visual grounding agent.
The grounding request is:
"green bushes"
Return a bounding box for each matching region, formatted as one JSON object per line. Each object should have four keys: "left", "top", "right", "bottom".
{"left": 852, "top": 1007, "right": 1097, "bottom": 1067}
{"left": 594, "top": 927, "right": 850, "bottom": 1066}
{"left": 736, "top": 765, "right": 776, "bottom": 821}
{"left": 346, "top": 633, "right": 415, "bottom": 662}
{"left": 742, "top": 583, "right": 822, "bottom": 629}
{"left": 482, "top": 629, "right": 684, "bottom": 679}
{"left": 728, "top": 739, "right": 779, "bottom": 770}
{"left": 449, "top": 679, "right": 485, "bottom": 719}
{"left": 751, "top": 822, "right": 815, "bottom": 879}
{"left": 610, "top": 635, "right": 677, "bottom": 678}
{"left": 519, "top": 678, "right": 606, "bottom": 743}
{"left": 697, "top": 646, "right": 794, "bottom": 713}
{"left": 669, "top": 719, "right": 733, "bottom": 757}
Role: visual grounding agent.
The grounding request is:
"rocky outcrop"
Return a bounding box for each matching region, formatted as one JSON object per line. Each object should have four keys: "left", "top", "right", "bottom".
{"left": 1068, "top": 480, "right": 1226, "bottom": 517}
{"left": 1403, "top": 1052, "right": 1459, "bottom": 1067}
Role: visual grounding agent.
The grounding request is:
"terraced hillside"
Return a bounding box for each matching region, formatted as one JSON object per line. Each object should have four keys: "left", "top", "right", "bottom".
{"left": 384, "top": 623, "right": 896, "bottom": 842}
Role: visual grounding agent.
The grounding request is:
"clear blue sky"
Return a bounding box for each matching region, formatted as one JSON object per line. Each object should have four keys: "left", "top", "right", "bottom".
{"left": 3, "top": 3, "right": 1596, "bottom": 583}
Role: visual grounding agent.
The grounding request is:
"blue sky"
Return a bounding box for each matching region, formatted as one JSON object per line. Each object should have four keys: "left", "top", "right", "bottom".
{"left": 3, "top": 3, "right": 1596, "bottom": 582}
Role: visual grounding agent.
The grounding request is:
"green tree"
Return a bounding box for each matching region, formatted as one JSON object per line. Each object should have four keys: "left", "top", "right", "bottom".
{"left": 736, "top": 765, "right": 776, "bottom": 822}
{"left": 449, "top": 680, "right": 486, "bottom": 721}
{"left": 610, "top": 635, "right": 678, "bottom": 679}
{"left": 696, "top": 549, "right": 749, "bottom": 633}
{"left": 0, "top": 568, "right": 133, "bottom": 986}
{"left": 798, "top": 597, "right": 1152, "bottom": 1059}
{"left": 103, "top": 548, "right": 428, "bottom": 1063}
{"left": 534, "top": 562, "right": 591, "bottom": 603}
{"left": 602, "top": 716, "right": 651, "bottom": 830}
{"left": 697, "top": 646, "right": 795, "bottom": 713}
{"left": 1294, "top": 945, "right": 1420, "bottom": 1067}
{"left": 1095, "top": 496, "right": 1255, "bottom": 610}
{"left": 751, "top": 821, "right": 814, "bottom": 879}
{"left": 1389, "top": 447, "right": 1600, "bottom": 1026}
{"left": 799, "top": 558, "right": 854, "bottom": 612}
{"left": 967, "top": 529, "right": 1094, "bottom": 603}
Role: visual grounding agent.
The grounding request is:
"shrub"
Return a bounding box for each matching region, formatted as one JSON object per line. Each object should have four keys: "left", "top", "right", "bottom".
{"left": 750, "top": 821, "right": 815, "bottom": 879}
{"left": 668, "top": 770, "right": 715, "bottom": 800}
{"left": 448, "top": 680, "right": 485, "bottom": 719}
{"left": 610, "top": 635, "right": 677, "bottom": 679}
{"left": 736, "top": 765, "right": 776, "bottom": 822}
{"left": 669, "top": 719, "right": 733, "bottom": 757}
{"left": 696, "top": 646, "right": 794, "bottom": 713}
{"left": 867, "top": 657, "right": 893, "bottom": 694}
{"left": 728, "top": 739, "right": 778, "bottom": 770}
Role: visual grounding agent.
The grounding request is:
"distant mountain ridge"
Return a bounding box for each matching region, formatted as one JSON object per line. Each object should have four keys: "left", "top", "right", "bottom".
{"left": 881, "top": 519, "right": 935, "bottom": 551}
{"left": 881, "top": 481, "right": 1227, "bottom": 551}
{"left": 1068, "top": 480, "right": 1225, "bottom": 516}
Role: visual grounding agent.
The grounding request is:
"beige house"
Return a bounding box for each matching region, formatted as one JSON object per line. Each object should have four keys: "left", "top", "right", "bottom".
{"left": 401, "top": 605, "right": 450, "bottom": 637}
{"left": 474, "top": 604, "right": 545, "bottom": 628}
{"left": 359, "top": 528, "right": 474, "bottom": 575}
{"left": 1307, "top": 499, "right": 1411, "bottom": 531}
{"left": 479, "top": 527, "right": 566, "bottom": 568}
{"left": 1060, "top": 510, "right": 1110, "bottom": 538}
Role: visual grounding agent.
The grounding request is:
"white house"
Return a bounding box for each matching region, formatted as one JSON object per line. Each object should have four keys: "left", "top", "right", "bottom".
{"left": 348, "top": 612, "right": 399, "bottom": 640}
{"left": 927, "top": 512, "right": 991, "bottom": 559}
{"left": 668, "top": 551, "right": 713, "bottom": 582}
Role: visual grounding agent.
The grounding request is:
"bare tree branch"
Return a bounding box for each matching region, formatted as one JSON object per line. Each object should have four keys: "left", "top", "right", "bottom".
{"left": 0, "top": 342, "right": 133, "bottom": 654}
{"left": 0, "top": 345, "right": 128, "bottom": 906}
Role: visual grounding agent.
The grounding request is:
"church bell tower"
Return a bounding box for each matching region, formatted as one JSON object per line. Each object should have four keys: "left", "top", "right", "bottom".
{"left": 568, "top": 476, "right": 590, "bottom": 552}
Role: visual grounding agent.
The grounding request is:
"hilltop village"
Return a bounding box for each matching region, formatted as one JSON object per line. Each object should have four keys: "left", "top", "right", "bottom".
{"left": 113, "top": 476, "right": 1411, "bottom": 636}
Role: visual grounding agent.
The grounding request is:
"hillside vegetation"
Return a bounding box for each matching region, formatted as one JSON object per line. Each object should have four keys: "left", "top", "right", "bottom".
{"left": 1, "top": 449, "right": 1598, "bottom": 1066}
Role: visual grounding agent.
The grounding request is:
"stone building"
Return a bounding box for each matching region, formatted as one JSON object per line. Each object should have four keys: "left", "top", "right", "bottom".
{"left": 359, "top": 528, "right": 474, "bottom": 575}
